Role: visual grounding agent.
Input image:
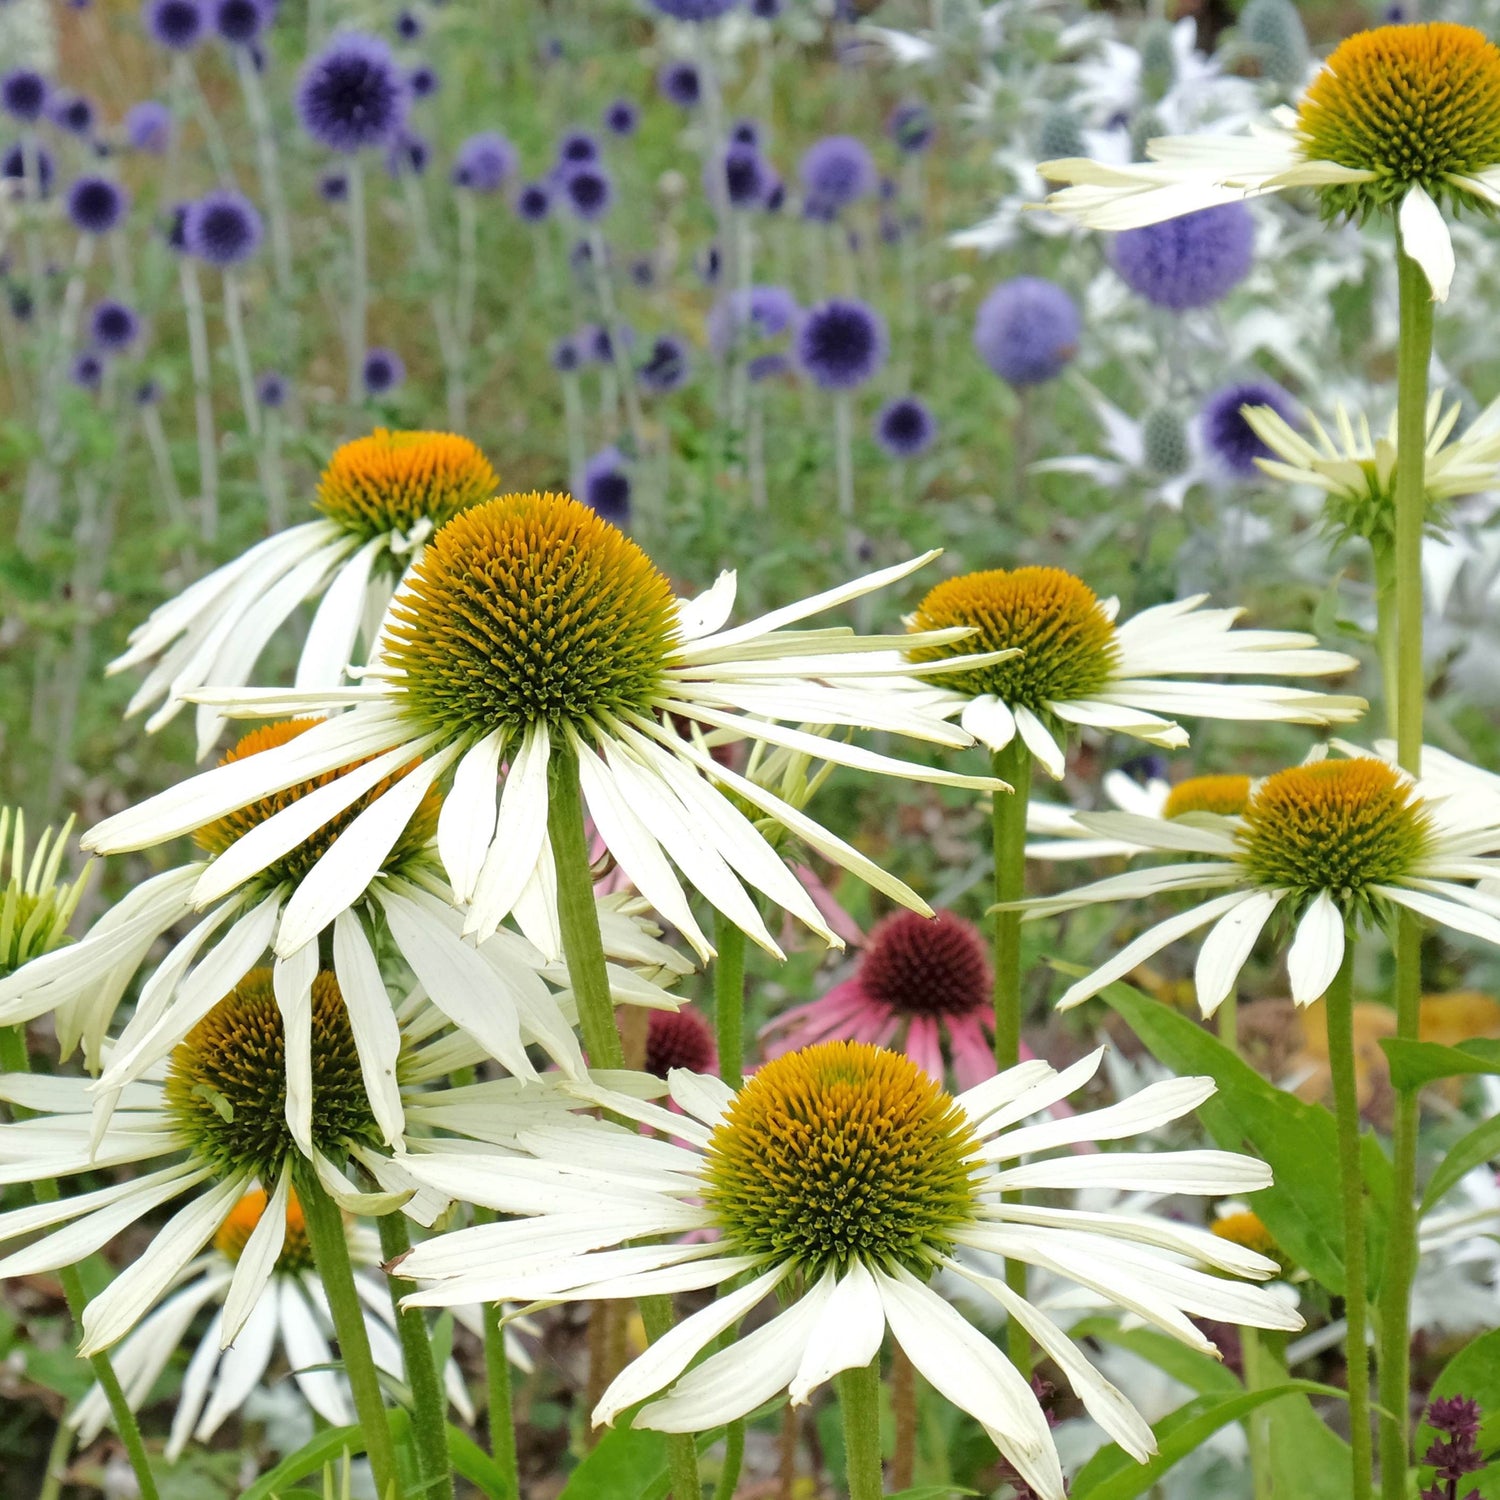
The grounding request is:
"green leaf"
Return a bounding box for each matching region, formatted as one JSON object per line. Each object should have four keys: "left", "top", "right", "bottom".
{"left": 446, "top": 1423, "right": 512, "bottom": 1500}
{"left": 1381, "top": 1037, "right": 1500, "bottom": 1093}
{"left": 1099, "top": 978, "right": 1391, "bottom": 1295}
{"left": 1265, "top": 1393, "right": 1352, "bottom": 1500}
{"left": 1420, "top": 1111, "right": 1500, "bottom": 1216}
{"left": 559, "top": 1424, "right": 728, "bottom": 1500}
{"left": 244, "top": 1413, "right": 409, "bottom": 1500}
{"left": 1414, "top": 1329, "right": 1500, "bottom": 1500}
{"left": 1067, "top": 1317, "right": 1241, "bottom": 1397}
{"left": 1070, "top": 1382, "right": 1347, "bottom": 1500}
{"left": 888, "top": 1488, "right": 980, "bottom": 1498}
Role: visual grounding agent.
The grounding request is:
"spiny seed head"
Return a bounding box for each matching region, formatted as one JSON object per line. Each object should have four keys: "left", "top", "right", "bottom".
{"left": 1142, "top": 406, "right": 1190, "bottom": 476}
{"left": 166, "top": 968, "right": 380, "bottom": 1178}
{"left": 1297, "top": 24, "right": 1500, "bottom": 219}
{"left": 213, "top": 1187, "right": 315, "bottom": 1273}
{"left": 1238, "top": 758, "right": 1432, "bottom": 899}
{"left": 1163, "top": 773, "right": 1252, "bottom": 820}
{"left": 702, "top": 1041, "right": 981, "bottom": 1278}
{"left": 314, "top": 429, "right": 499, "bottom": 542}
{"left": 381, "top": 492, "right": 679, "bottom": 740}
{"left": 192, "top": 720, "right": 439, "bottom": 890}
{"left": 859, "top": 910, "right": 991, "bottom": 1019}
{"left": 906, "top": 566, "right": 1120, "bottom": 712}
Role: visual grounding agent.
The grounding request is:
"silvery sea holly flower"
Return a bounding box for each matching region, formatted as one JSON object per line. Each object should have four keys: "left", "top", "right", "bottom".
{"left": 1041, "top": 21, "right": 1500, "bottom": 300}
{"left": 110, "top": 429, "right": 499, "bottom": 754}
{"left": 903, "top": 565, "right": 1364, "bottom": 778}
{"left": 392, "top": 1039, "right": 1300, "bottom": 1500}
{"left": 86, "top": 492, "right": 1007, "bottom": 962}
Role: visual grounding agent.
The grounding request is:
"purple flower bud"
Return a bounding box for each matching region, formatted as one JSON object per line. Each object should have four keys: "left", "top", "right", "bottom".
{"left": 407, "top": 63, "right": 439, "bottom": 98}
{"left": 579, "top": 445, "right": 631, "bottom": 523}
{"left": 638, "top": 334, "right": 690, "bottom": 393}
{"left": 798, "top": 135, "right": 876, "bottom": 212}
{"left": 557, "top": 129, "right": 600, "bottom": 167}
{"left": 452, "top": 131, "right": 515, "bottom": 192}
{"left": 515, "top": 181, "right": 551, "bottom": 222}
{"left": 603, "top": 98, "right": 639, "bottom": 137}
{"left": 384, "top": 128, "right": 429, "bottom": 177}
{"left": 70, "top": 351, "right": 104, "bottom": 389}
{"left": 395, "top": 8, "right": 422, "bottom": 40}
{"left": 184, "top": 189, "right": 263, "bottom": 265}
{"left": 658, "top": 61, "right": 701, "bottom": 109}
{"left": 51, "top": 93, "right": 95, "bottom": 137}
{"left": 256, "top": 369, "right": 288, "bottom": 407}
{"left": 142, "top": 0, "right": 205, "bottom": 51}
{"left": 560, "top": 162, "right": 612, "bottom": 221}
{"left": 887, "top": 100, "right": 933, "bottom": 154}
{"left": 125, "top": 99, "right": 172, "bottom": 153}
{"left": 550, "top": 336, "right": 582, "bottom": 373}
{"left": 874, "top": 395, "right": 937, "bottom": 458}
{"left": 66, "top": 174, "right": 129, "bottom": 234}
{"left": 318, "top": 170, "right": 349, "bottom": 202}
{"left": 362, "top": 346, "right": 405, "bottom": 395}
{"left": 649, "top": 0, "right": 739, "bottom": 17}
{"left": 973, "top": 276, "right": 1080, "bottom": 387}
{"left": 89, "top": 298, "right": 141, "bottom": 351}
{"left": 1, "top": 69, "right": 49, "bottom": 124}
{"left": 795, "top": 297, "right": 887, "bottom": 390}
{"left": 212, "top": 0, "right": 269, "bottom": 46}
{"left": 297, "top": 33, "right": 408, "bottom": 153}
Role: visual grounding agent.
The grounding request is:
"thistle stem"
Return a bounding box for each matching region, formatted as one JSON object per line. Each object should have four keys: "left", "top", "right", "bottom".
{"left": 1378, "top": 238, "right": 1435, "bottom": 1500}
{"left": 178, "top": 256, "right": 219, "bottom": 541}
{"left": 298, "top": 1172, "right": 403, "bottom": 1500}
{"left": 1325, "top": 936, "right": 1373, "bottom": 1500}
{"left": 377, "top": 1211, "right": 455, "bottom": 1500}
{"left": 346, "top": 157, "right": 368, "bottom": 408}
{"left": 714, "top": 913, "right": 746, "bottom": 1090}
{"left": 839, "top": 1357, "right": 884, "bottom": 1500}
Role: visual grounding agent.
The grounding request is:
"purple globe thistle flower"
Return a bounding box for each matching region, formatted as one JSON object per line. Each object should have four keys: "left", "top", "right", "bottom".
{"left": 696, "top": 243, "right": 721, "bottom": 284}
{"left": 384, "top": 128, "right": 429, "bottom": 177}
{"left": 763, "top": 174, "right": 785, "bottom": 213}
{"left": 658, "top": 61, "right": 701, "bottom": 109}
{"left": 135, "top": 377, "right": 161, "bottom": 405}
{"left": 795, "top": 297, "right": 887, "bottom": 391}
{"left": 70, "top": 351, "right": 104, "bottom": 389}
{"left": 51, "top": 93, "right": 95, "bottom": 137}
{"left": 2, "top": 143, "right": 53, "bottom": 200}
{"left": 89, "top": 298, "right": 141, "bottom": 351}
{"left": 798, "top": 135, "right": 876, "bottom": 212}
{"left": 973, "top": 276, "right": 1080, "bottom": 388}
{"left": 163, "top": 201, "right": 190, "bottom": 251}
{"left": 184, "top": 189, "right": 263, "bottom": 265}
{"left": 874, "top": 396, "right": 937, "bottom": 458}
{"left": 362, "top": 346, "right": 405, "bottom": 395}
{"left": 560, "top": 162, "right": 612, "bottom": 221}
{"left": 318, "top": 170, "right": 349, "bottom": 202}
{"left": 1, "top": 69, "right": 49, "bottom": 124}
{"left": 630, "top": 257, "right": 656, "bottom": 288}
{"left": 713, "top": 145, "right": 771, "bottom": 210}
{"left": 649, "top": 0, "right": 739, "bottom": 17}
{"left": 747, "top": 351, "right": 789, "bottom": 381}
{"left": 556, "top": 130, "right": 600, "bottom": 171}
{"left": 550, "top": 335, "right": 582, "bottom": 374}
{"left": 729, "top": 118, "right": 760, "bottom": 148}
{"left": 452, "top": 131, "right": 515, "bottom": 192}
{"left": 395, "top": 8, "right": 422, "bottom": 41}
{"left": 638, "top": 333, "right": 690, "bottom": 394}
{"left": 256, "top": 369, "right": 287, "bottom": 407}
{"left": 297, "top": 33, "right": 408, "bottom": 153}
{"left": 142, "top": 0, "right": 205, "bottom": 50}
{"left": 603, "top": 98, "right": 638, "bottom": 137}
{"left": 749, "top": 0, "right": 781, "bottom": 15}
{"left": 887, "top": 100, "right": 933, "bottom": 154}
{"left": 125, "top": 100, "right": 171, "bottom": 153}
{"left": 407, "top": 63, "right": 439, "bottom": 98}
{"left": 579, "top": 446, "right": 631, "bottom": 524}
{"left": 515, "top": 181, "right": 551, "bottom": 221}
{"left": 707, "top": 283, "right": 797, "bottom": 353}
{"left": 213, "top": 0, "right": 269, "bottom": 46}
{"left": 1201, "top": 380, "right": 1298, "bottom": 477}
{"left": 66, "top": 175, "right": 129, "bottom": 235}
{"left": 1111, "top": 203, "right": 1255, "bottom": 312}
{"left": 585, "top": 323, "right": 633, "bottom": 363}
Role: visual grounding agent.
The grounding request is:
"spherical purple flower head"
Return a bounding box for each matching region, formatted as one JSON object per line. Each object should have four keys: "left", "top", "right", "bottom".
{"left": 550, "top": 335, "right": 582, "bottom": 374}
{"left": 452, "top": 131, "right": 515, "bottom": 192}
{"left": 556, "top": 129, "right": 600, "bottom": 170}
{"left": 89, "top": 298, "right": 141, "bottom": 351}
{"left": 318, "top": 170, "right": 349, "bottom": 202}
{"left": 560, "top": 162, "right": 612, "bottom": 222}
{"left": 70, "top": 351, "right": 104, "bottom": 389}
{"left": 135, "top": 377, "right": 161, "bottom": 405}
{"left": 408, "top": 64, "right": 439, "bottom": 98}
{"left": 125, "top": 100, "right": 171, "bottom": 153}
{"left": 3, "top": 142, "right": 54, "bottom": 199}
{"left": 649, "top": 0, "right": 739, "bottom": 17}
{"left": 579, "top": 445, "right": 633, "bottom": 523}
{"left": 362, "top": 346, "right": 405, "bottom": 395}
{"left": 142, "top": 0, "right": 205, "bottom": 50}
{"left": 973, "top": 276, "right": 1080, "bottom": 388}
{"left": 795, "top": 298, "right": 887, "bottom": 391}
{"left": 584, "top": 323, "right": 633, "bottom": 363}
{"left": 256, "top": 369, "right": 287, "bottom": 407}
{"left": 213, "top": 0, "right": 269, "bottom": 46}
{"left": 875, "top": 396, "right": 937, "bottom": 459}
{"left": 630, "top": 257, "right": 655, "bottom": 287}
{"left": 163, "top": 201, "right": 189, "bottom": 251}
{"left": 395, "top": 8, "right": 422, "bottom": 41}
{"left": 1, "top": 69, "right": 48, "bottom": 124}
{"left": 67, "top": 175, "right": 129, "bottom": 235}
{"left": 707, "top": 282, "right": 797, "bottom": 354}
{"left": 638, "top": 334, "right": 690, "bottom": 393}
{"left": 1201, "top": 380, "right": 1297, "bottom": 478}
{"left": 603, "top": 98, "right": 638, "bottom": 137}
{"left": 658, "top": 61, "right": 701, "bottom": 109}
{"left": 887, "top": 100, "right": 933, "bottom": 154}
{"left": 384, "top": 128, "right": 429, "bottom": 177}
{"left": 184, "top": 189, "right": 263, "bottom": 265}
{"left": 713, "top": 144, "right": 770, "bottom": 210}
{"left": 763, "top": 173, "right": 785, "bottom": 213}
{"left": 1111, "top": 203, "right": 1255, "bottom": 312}
{"left": 749, "top": 0, "right": 781, "bottom": 16}
{"left": 747, "top": 351, "right": 789, "bottom": 381}
{"left": 52, "top": 93, "right": 95, "bottom": 137}
{"left": 798, "top": 135, "right": 876, "bottom": 213}
{"left": 515, "top": 181, "right": 551, "bottom": 222}
{"left": 297, "top": 33, "right": 408, "bottom": 153}
{"left": 729, "top": 119, "right": 761, "bottom": 149}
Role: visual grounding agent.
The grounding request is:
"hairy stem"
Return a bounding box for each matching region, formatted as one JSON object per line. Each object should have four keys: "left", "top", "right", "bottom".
{"left": 839, "top": 1357, "right": 884, "bottom": 1500}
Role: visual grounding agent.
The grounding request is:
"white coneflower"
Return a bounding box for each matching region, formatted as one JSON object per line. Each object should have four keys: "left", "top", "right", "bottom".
{"left": 108, "top": 430, "right": 500, "bottom": 758}
{"left": 84, "top": 492, "right": 1007, "bottom": 963}
{"left": 392, "top": 1040, "right": 1300, "bottom": 1500}
{"left": 1026, "top": 769, "right": 1252, "bottom": 860}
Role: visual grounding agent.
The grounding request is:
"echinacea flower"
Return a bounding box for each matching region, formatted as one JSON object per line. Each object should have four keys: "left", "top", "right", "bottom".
{"left": 88, "top": 494, "right": 1006, "bottom": 963}
{"left": 1041, "top": 22, "right": 1500, "bottom": 301}
{"left": 904, "top": 565, "right": 1364, "bottom": 778}
{"left": 0, "top": 808, "right": 90, "bottom": 978}
{"left": 109, "top": 428, "right": 499, "bottom": 754}
{"left": 1027, "top": 769, "right": 1250, "bottom": 860}
{"left": 393, "top": 1040, "right": 1300, "bottom": 1500}
{"left": 762, "top": 909, "right": 999, "bottom": 1087}
{"left": 1017, "top": 749, "right": 1500, "bottom": 1013}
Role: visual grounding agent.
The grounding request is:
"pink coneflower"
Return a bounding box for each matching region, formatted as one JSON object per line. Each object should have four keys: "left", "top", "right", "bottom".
{"left": 761, "top": 909, "right": 996, "bottom": 1088}
{"left": 645, "top": 1006, "right": 718, "bottom": 1078}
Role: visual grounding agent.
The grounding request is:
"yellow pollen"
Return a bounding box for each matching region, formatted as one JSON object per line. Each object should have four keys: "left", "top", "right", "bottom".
{"left": 906, "top": 566, "right": 1119, "bottom": 711}
{"left": 314, "top": 429, "right": 498, "bottom": 539}
{"left": 214, "top": 1187, "right": 314, "bottom": 1272}
{"left": 1163, "top": 774, "right": 1252, "bottom": 820}
{"left": 192, "top": 719, "right": 439, "bottom": 886}
{"left": 1211, "top": 1210, "right": 1278, "bottom": 1259}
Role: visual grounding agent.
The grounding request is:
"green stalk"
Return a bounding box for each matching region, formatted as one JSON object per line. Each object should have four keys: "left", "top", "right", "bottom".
{"left": 378, "top": 1212, "right": 454, "bottom": 1500}
{"left": 1325, "top": 937, "right": 1373, "bottom": 1500}
{"left": 839, "top": 1357, "right": 885, "bottom": 1500}
{"left": 714, "top": 913, "right": 747, "bottom": 1090}
{"left": 1377, "top": 239, "right": 1436, "bottom": 1500}
{"left": 712, "top": 1419, "right": 745, "bottom": 1500}
{"left": 482, "top": 1300, "right": 520, "bottom": 1498}
{"left": 1371, "top": 545, "right": 1399, "bottom": 739}
{"left": 298, "top": 1172, "right": 403, "bottom": 1500}
{"left": 0, "top": 1026, "right": 161, "bottom": 1500}
{"left": 990, "top": 739, "right": 1032, "bottom": 1377}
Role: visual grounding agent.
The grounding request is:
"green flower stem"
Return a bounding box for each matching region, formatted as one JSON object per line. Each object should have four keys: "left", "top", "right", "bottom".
{"left": 482, "top": 1299, "right": 520, "bottom": 1498}
{"left": 714, "top": 913, "right": 747, "bottom": 1091}
{"left": 377, "top": 1212, "right": 454, "bottom": 1500}
{"left": 547, "top": 745, "right": 701, "bottom": 1500}
{"left": 298, "top": 1171, "right": 403, "bottom": 1500}
{"left": 2, "top": 1026, "right": 162, "bottom": 1500}
{"left": 1325, "top": 937, "right": 1373, "bottom": 1500}
{"left": 1378, "top": 238, "right": 1436, "bottom": 1500}
{"left": 839, "top": 1357, "right": 885, "bottom": 1500}
{"left": 1371, "top": 545, "right": 1399, "bottom": 739}
{"left": 990, "top": 738, "right": 1033, "bottom": 1378}
{"left": 712, "top": 1419, "right": 746, "bottom": 1500}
